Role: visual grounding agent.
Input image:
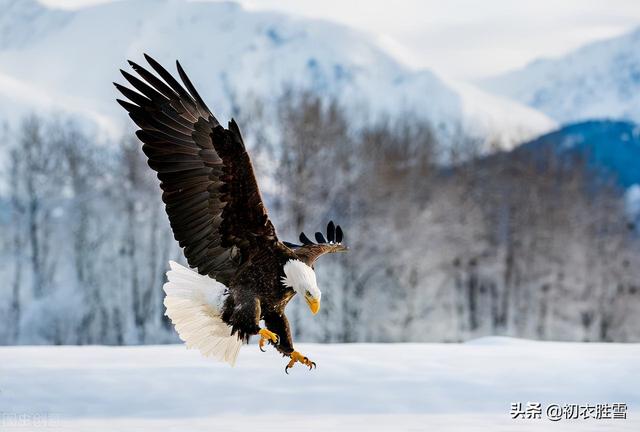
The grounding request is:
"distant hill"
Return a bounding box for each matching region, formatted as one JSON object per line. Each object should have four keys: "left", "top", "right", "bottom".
{"left": 517, "top": 120, "right": 640, "bottom": 189}
{"left": 482, "top": 28, "right": 640, "bottom": 125}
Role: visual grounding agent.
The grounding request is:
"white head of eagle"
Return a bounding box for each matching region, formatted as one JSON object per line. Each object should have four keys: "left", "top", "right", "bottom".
{"left": 282, "top": 259, "right": 321, "bottom": 315}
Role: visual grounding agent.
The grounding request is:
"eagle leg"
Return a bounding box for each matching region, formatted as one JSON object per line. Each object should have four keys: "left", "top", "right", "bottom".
{"left": 258, "top": 328, "right": 279, "bottom": 352}
{"left": 284, "top": 351, "right": 316, "bottom": 374}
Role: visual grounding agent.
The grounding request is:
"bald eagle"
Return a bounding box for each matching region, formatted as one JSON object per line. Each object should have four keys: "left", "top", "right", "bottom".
{"left": 114, "top": 54, "right": 348, "bottom": 372}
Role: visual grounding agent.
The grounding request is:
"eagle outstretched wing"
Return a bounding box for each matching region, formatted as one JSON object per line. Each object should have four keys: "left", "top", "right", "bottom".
{"left": 114, "top": 54, "right": 278, "bottom": 286}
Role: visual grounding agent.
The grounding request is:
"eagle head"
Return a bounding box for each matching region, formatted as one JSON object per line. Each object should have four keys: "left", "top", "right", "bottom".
{"left": 282, "top": 259, "right": 321, "bottom": 315}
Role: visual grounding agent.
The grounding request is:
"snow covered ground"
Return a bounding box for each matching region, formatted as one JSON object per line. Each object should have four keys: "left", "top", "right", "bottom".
{"left": 0, "top": 337, "right": 637, "bottom": 431}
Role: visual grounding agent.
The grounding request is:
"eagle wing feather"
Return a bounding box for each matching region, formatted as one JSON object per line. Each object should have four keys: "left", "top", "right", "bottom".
{"left": 115, "top": 54, "right": 278, "bottom": 286}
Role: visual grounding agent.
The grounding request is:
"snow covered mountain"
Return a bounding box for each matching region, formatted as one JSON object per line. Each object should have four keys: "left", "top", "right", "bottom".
{"left": 481, "top": 27, "right": 640, "bottom": 125}
{"left": 0, "top": 0, "right": 554, "bottom": 148}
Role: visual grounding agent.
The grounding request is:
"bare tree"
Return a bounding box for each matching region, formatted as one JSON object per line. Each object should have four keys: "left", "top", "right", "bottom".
{"left": 11, "top": 115, "right": 63, "bottom": 299}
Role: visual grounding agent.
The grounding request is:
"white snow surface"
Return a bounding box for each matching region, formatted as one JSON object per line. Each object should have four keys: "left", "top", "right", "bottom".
{"left": 481, "top": 27, "right": 640, "bottom": 124}
{"left": 0, "top": 0, "right": 555, "bottom": 148}
{"left": 0, "top": 337, "right": 638, "bottom": 431}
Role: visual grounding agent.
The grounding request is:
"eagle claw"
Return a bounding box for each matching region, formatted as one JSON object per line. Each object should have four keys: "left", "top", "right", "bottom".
{"left": 284, "top": 351, "right": 316, "bottom": 374}
{"left": 258, "top": 328, "right": 279, "bottom": 352}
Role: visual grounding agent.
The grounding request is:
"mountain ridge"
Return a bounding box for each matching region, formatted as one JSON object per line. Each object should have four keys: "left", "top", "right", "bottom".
{"left": 481, "top": 27, "right": 640, "bottom": 125}
{"left": 0, "top": 0, "right": 555, "bottom": 148}
{"left": 517, "top": 119, "right": 640, "bottom": 189}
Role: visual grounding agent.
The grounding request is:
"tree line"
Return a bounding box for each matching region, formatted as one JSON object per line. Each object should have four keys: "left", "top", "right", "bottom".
{"left": 0, "top": 91, "right": 638, "bottom": 345}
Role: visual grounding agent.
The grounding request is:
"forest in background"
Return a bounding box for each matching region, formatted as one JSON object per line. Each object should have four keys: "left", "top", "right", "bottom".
{"left": 1, "top": 90, "right": 639, "bottom": 345}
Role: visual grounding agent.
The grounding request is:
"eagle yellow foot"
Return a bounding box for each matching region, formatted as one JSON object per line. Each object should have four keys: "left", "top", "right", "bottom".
{"left": 285, "top": 351, "right": 316, "bottom": 374}
{"left": 258, "top": 328, "right": 279, "bottom": 352}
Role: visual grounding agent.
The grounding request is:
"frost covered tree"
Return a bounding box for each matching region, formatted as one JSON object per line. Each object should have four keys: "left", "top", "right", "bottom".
{"left": 1, "top": 103, "right": 639, "bottom": 345}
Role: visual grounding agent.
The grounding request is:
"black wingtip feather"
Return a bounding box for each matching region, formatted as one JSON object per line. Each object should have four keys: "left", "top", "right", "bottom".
{"left": 143, "top": 55, "right": 193, "bottom": 102}
{"left": 145, "top": 54, "right": 173, "bottom": 79}
{"left": 327, "top": 221, "right": 335, "bottom": 242}
{"left": 300, "top": 232, "right": 314, "bottom": 245}
{"left": 315, "top": 232, "right": 327, "bottom": 243}
{"left": 176, "top": 60, "right": 211, "bottom": 115}
{"left": 228, "top": 119, "right": 239, "bottom": 135}
{"left": 116, "top": 98, "right": 138, "bottom": 112}
{"left": 336, "top": 225, "right": 343, "bottom": 243}
{"left": 113, "top": 82, "right": 151, "bottom": 106}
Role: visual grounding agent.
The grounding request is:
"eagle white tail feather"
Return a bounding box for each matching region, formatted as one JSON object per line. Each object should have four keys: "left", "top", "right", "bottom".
{"left": 163, "top": 261, "right": 242, "bottom": 366}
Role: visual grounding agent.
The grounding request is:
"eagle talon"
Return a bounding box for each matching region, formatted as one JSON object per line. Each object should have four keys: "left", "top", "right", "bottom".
{"left": 258, "top": 328, "right": 279, "bottom": 352}
{"left": 284, "top": 350, "right": 316, "bottom": 374}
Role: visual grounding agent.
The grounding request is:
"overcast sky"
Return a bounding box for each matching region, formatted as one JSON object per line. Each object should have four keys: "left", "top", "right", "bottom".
{"left": 41, "top": 0, "right": 640, "bottom": 79}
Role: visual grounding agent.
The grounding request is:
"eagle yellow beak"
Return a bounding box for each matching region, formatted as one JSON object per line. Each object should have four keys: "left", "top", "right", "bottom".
{"left": 305, "top": 297, "right": 320, "bottom": 315}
